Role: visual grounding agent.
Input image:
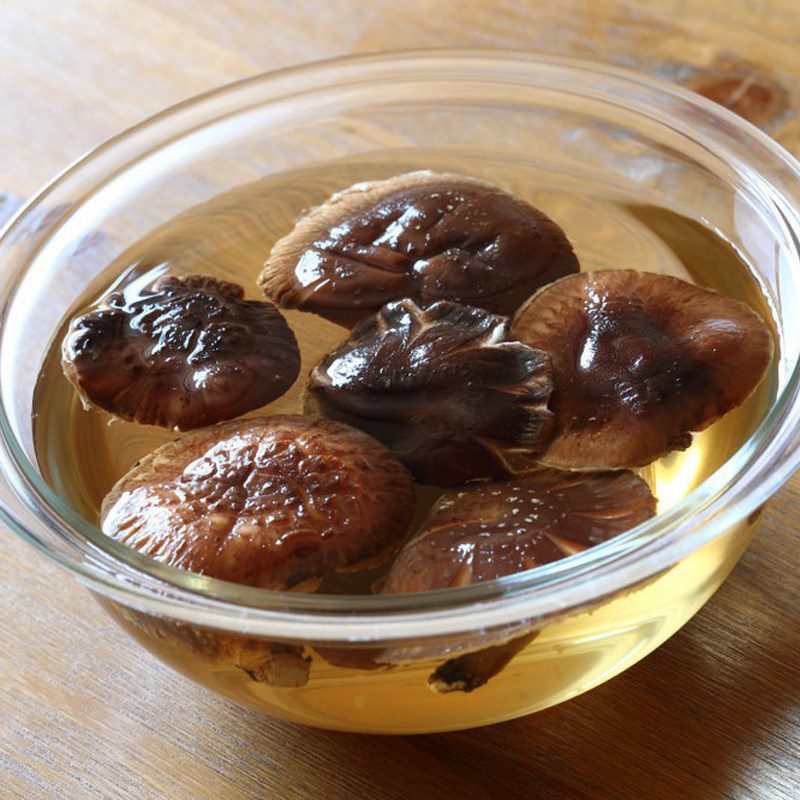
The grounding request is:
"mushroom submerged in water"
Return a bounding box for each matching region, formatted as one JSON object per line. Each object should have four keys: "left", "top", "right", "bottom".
{"left": 512, "top": 270, "right": 773, "bottom": 470}
{"left": 259, "top": 171, "right": 579, "bottom": 327}
{"left": 102, "top": 415, "right": 414, "bottom": 589}
{"left": 62, "top": 274, "right": 301, "bottom": 430}
{"left": 101, "top": 414, "right": 415, "bottom": 686}
{"left": 305, "top": 298, "right": 554, "bottom": 485}
{"left": 383, "top": 469, "right": 657, "bottom": 691}
{"left": 384, "top": 470, "right": 657, "bottom": 593}
{"left": 70, "top": 164, "right": 776, "bottom": 701}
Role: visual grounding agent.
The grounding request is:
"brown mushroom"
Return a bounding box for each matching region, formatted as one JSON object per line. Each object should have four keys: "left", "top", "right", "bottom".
{"left": 62, "top": 274, "right": 300, "bottom": 430}
{"left": 382, "top": 469, "right": 656, "bottom": 691}
{"left": 383, "top": 469, "right": 656, "bottom": 593}
{"left": 102, "top": 415, "right": 415, "bottom": 590}
{"left": 512, "top": 270, "right": 773, "bottom": 470}
{"left": 427, "top": 636, "right": 538, "bottom": 694}
{"left": 102, "top": 415, "right": 415, "bottom": 687}
{"left": 259, "top": 171, "right": 579, "bottom": 327}
{"left": 305, "top": 298, "right": 554, "bottom": 486}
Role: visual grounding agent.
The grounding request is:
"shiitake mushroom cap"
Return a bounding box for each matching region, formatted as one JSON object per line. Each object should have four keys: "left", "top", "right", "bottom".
{"left": 101, "top": 415, "right": 414, "bottom": 589}
{"left": 382, "top": 469, "right": 657, "bottom": 594}
{"left": 512, "top": 270, "right": 774, "bottom": 470}
{"left": 62, "top": 274, "right": 300, "bottom": 430}
{"left": 381, "top": 469, "right": 655, "bottom": 691}
{"left": 305, "top": 298, "right": 554, "bottom": 485}
{"left": 259, "top": 171, "right": 579, "bottom": 327}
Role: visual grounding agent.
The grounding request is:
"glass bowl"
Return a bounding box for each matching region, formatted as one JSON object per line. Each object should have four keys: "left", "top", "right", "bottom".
{"left": 1, "top": 51, "right": 800, "bottom": 734}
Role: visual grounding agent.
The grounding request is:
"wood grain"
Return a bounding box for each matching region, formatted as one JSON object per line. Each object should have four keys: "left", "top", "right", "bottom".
{"left": 1, "top": 1, "right": 799, "bottom": 797}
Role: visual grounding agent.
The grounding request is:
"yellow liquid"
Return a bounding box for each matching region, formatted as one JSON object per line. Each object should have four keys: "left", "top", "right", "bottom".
{"left": 32, "top": 153, "right": 776, "bottom": 732}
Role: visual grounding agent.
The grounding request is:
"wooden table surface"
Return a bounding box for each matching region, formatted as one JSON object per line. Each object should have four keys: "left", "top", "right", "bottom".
{"left": 1, "top": 2, "right": 799, "bottom": 798}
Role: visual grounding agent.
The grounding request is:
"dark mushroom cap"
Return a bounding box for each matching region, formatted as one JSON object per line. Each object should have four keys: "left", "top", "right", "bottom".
{"left": 259, "top": 171, "right": 579, "bottom": 327}
{"left": 305, "top": 298, "right": 554, "bottom": 486}
{"left": 101, "top": 415, "right": 415, "bottom": 589}
{"left": 511, "top": 270, "right": 774, "bottom": 469}
{"left": 382, "top": 470, "right": 656, "bottom": 594}
{"left": 62, "top": 274, "right": 301, "bottom": 430}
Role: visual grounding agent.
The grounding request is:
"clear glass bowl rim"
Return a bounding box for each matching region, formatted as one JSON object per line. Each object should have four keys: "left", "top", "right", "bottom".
{"left": 1, "top": 49, "right": 799, "bottom": 644}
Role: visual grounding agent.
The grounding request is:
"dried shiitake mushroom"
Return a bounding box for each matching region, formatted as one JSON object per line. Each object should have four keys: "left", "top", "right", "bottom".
{"left": 383, "top": 469, "right": 656, "bottom": 691}
{"left": 62, "top": 274, "right": 300, "bottom": 430}
{"left": 305, "top": 298, "right": 554, "bottom": 485}
{"left": 383, "top": 469, "right": 656, "bottom": 592}
{"left": 512, "top": 270, "right": 773, "bottom": 469}
{"left": 259, "top": 171, "right": 579, "bottom": 327}
{"left": 102, "top": 415, "right": 415, "bottom": 590}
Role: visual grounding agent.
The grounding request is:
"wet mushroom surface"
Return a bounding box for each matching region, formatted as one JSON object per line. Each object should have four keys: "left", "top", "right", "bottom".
{"left": 382, "top": 469, "right": 657, "bottom": 594}
{"left": 382, "top": 469, "right": 656, "bottom": 692}
{"left": 305, "top": 298, "right": 554, "bottom": 485}
{"left": 62, "top": 274, "right": 301, "bottom": 430}
{"left": 512, "top": 270, "right": 773, "bottom": 470}
{"left": 101, "top": 414, "right": 415, "bottom": 589}
{"left": 259, "top": 171, "right": 579, "bottom": 327}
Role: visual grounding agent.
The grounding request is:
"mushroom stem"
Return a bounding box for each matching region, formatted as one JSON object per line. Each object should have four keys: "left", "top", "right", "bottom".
{"left": 428, "top": 632, "right": 537, "bottom": 694}
{"left": 235, "top": 644, "right": 312, "bottom": 688}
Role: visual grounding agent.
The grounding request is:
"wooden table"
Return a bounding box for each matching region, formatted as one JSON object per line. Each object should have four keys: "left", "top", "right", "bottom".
{"left": 2, "top": 2, "right": 799, "bottom": 797}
